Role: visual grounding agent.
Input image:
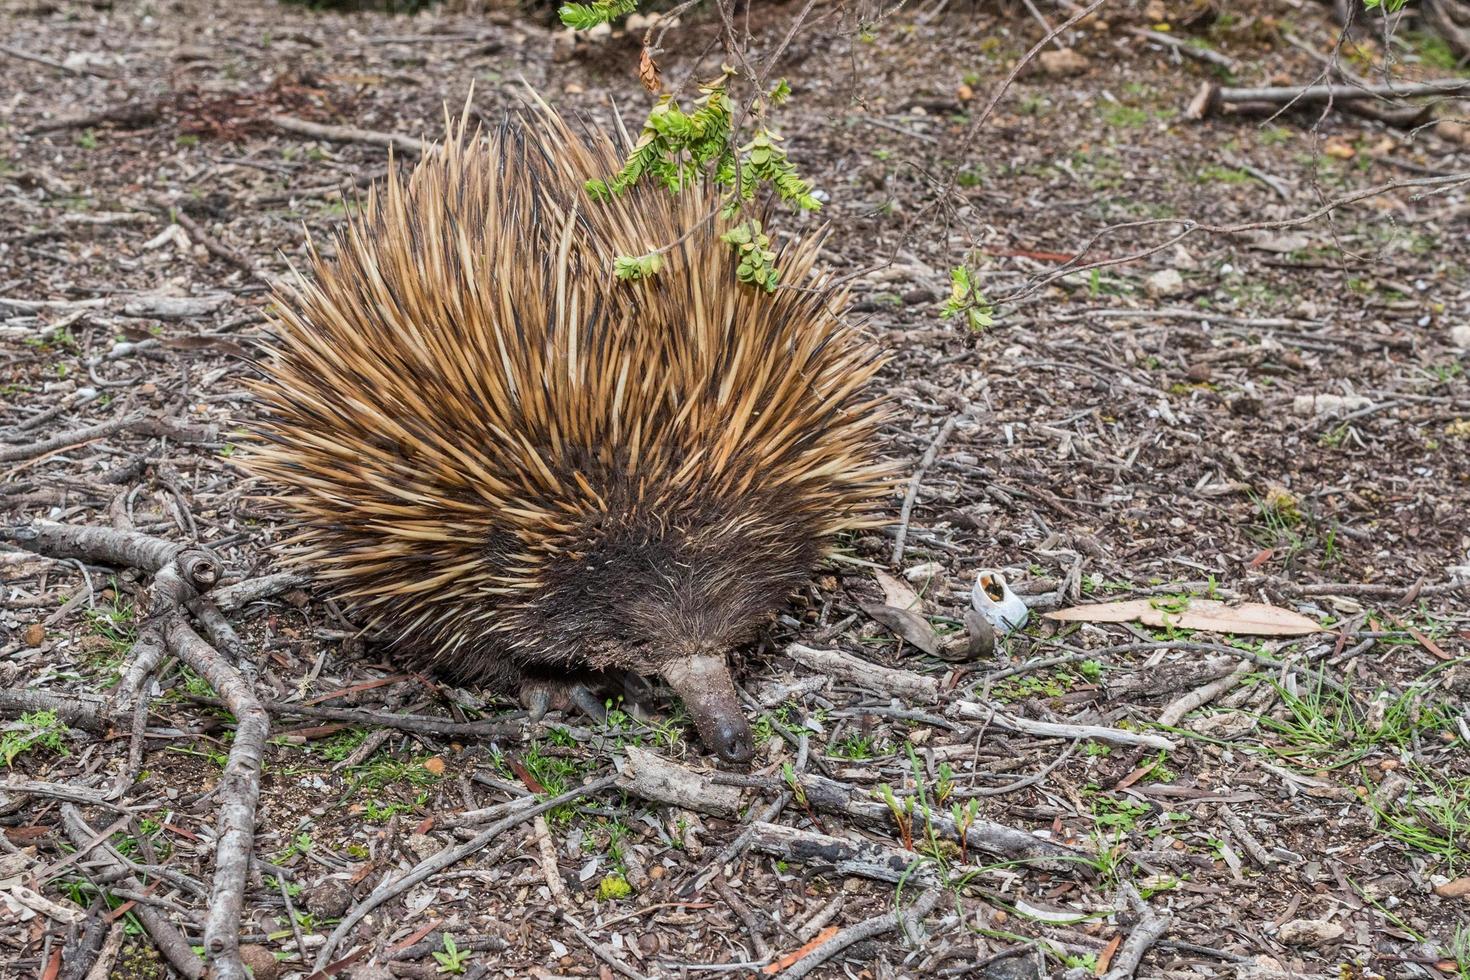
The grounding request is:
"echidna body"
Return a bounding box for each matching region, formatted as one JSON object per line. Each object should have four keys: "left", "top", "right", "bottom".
{"left": 246, "top": 102, "right": 890, "bottom": 760}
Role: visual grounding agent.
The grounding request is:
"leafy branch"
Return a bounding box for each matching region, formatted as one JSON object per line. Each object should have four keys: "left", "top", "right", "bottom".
{"left": 940, "top": 266, "right": 994, "bottom": 332}
{"left": 558, "top": 0, "right": 640, "bottom": 30}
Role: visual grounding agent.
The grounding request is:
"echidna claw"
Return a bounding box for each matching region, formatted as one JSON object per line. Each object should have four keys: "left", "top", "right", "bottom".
{"left": 569, "top": 685, "right": 609, "bottom": 722}
{"left": 523, "top": 685, "right": 552, "bottom": 725}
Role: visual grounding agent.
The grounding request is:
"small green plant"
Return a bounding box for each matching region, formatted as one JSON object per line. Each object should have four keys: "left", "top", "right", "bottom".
{"left": 613, "top": 252, "right": 664, "bottom": 281}
{"left": 940, "top": 266, "right": 994, "bottom": 331}
{"left": 432, "top": 934, "right": 470, "bottom": 975}
{"left": 935, "top": 763, "right": 956, "bottom": 805}
{"left": 950, "top": 798, "right": 979, "bottom": 863}
{"left": 1, "top": 711, "right": 69, "bottom": 766}
{"left": 77, "top": 130, "right": 99, "bottom": 150}
{"left": 1196, "top": 165, "right": 1252, "bottom": 184}
{"left": 877, "top": 784, "right": 916, "bottom": 850}
{"left": 1099, "top": 103, "right": 1152, "bottom": 128}
{"left": 831, "top": 733, "right": 882, "bottom": 761}
{"left": 558, "top": 0, "right": 639, "bottom": 28}
{"left": 1091, "top": 795, "right": 1152, "bottom": 832}
{"left": 595, "top": 874, "right": 633, "bottom": 901}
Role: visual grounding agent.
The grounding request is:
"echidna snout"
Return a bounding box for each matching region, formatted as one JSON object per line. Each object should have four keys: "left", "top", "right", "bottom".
{"left": 661, "top": 653, "right": 754, "bottom": 763}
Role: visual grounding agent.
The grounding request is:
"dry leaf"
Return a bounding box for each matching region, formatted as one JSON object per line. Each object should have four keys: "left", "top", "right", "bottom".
{"left": 638, "top": 47, "right": 662, "bottom": 94}
{"left": 1433, "top": 876, "right": 1470, "bottom": 899}
{"left": 763, "top": 926, "right": 840, "bottom": 974}
{"left": 876, "top": 569, "right": 922, "bottom": 613}
{"left": 862, "top": 602, "right": 942, "bottom": 656}
{"left": 1044, "top": 598, "right": 1324, "bottom": 636}
{"left": 1095, "top": 933, "right": 1123, "bottom": 975}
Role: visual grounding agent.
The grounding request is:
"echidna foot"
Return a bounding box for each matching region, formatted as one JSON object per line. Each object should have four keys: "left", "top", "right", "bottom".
{"left": 519, "top": 670, "right": 652, "bottom": 726}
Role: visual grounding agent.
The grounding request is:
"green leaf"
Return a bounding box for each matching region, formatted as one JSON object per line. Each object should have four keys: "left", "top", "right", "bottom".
{"left": 614, "top": 252, "right": 665, "bottom": 281}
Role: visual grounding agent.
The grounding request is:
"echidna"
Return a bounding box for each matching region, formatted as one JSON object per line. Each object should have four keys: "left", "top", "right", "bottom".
{"left": 245, "top": 101, "right": 890, "bottom": 761}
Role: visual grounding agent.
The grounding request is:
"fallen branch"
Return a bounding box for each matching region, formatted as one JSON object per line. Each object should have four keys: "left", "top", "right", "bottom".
{"left": 1131, "top": 27, "right": 1239, "bottom": 71}
{"left": 951, "top": 701, "right": 1177, "bottom": 751}
{"left": 164, "top": 618, "right": 269, "bottom": 980}
{"left": 0, "top": 414, "right": 218, "bottom": 463}
{"left": 619, "top": 747, "right": 1081, "bottom": 867}
{"left": 270, "top": 114, "right": 424, "bottom": 157}
{"left": 1100, "top": 883, "right": 1171, "bottom": 979}
{"left": 61, "top": 807, "right": 205, "bottom": 980}
{"left": 785, "top": 643, "right": 940, "bottom": 703}
{"left": 203, "top": 696, "right": 524, "bottom": 738}
{"left": 0, "top": 690, "right": 112, "bottom": 732}
{"left": 150, "top": 195, "right": 263, "bottom": 280}
{"left": 0, "top": 42, "right": 113, "bottom": 77}
{"left": 773, "top": 885, "right": 943, "bottom": 980}
{"left": 748, "top": 820, "right": 979, "bottom": 886}
{"left": 1, "top": 520, "right": 220, "bottom": 580}
{"left": 1156, "top": 661, "right": 1250, "bottom": 727}
{"left": 206, "top": 572, "right": 309, "bottom": 612}
{"left": 1191, "top": 78, "right": 1470, "bottom": 115}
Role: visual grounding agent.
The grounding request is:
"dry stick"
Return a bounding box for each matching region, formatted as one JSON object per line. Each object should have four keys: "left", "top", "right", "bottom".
{"left": 891, "top": 415, "right": 958, "bottom": 566}
{"left": 1208, "top": 78, "right": 1470, "bottom": 106}
{"left": 164, "top": 616, "right": 269, "bottom": 980}
{"left": 1, "top": 520, "right": 217, "bottom": 579}
{"left": 81, "top": 921, "right": 127, "bottom": 980}
{"left": 749, "top": 821, "right": 984, "bottom": 887}
{"left": 955, "top": 739, "right": 1078, "bottom": 798}
{"left": 0, "top": 42, "right": 112, "bottom": 77}
{"left": 59, "top": 900, "right": 109, "bottom": 980}
{"left": 278, "top": 873, "right": 313, "bottom": 970}
{"left": 561, "top": 913, "right": 652, "bottom": 980}
{"left": 0, "top": 415, "right": 220, "bottom": 463}
{"left": 61, "top": 806, "right": 205, "bottom": 980}
{"left": 774, "top": 886, "right": 944, "bottom": 980}
{"left": 150, "top": 196, "right": 262, "bottom": 280}
{"left": 951, "top": 701, "right": 1177, "bottom": 751}
{"left": 621, "top": 746, "right": 1080, "bottom": 867}
{"left": 533, "top": 813, "right": 570, "bottom": 908}
{"left": 314, "top": 775, "right": 617, "bottom": 971}
{"left": 1217, "top": 804, "right": 1277, "bottom": 869}
{"left": 206, "top": 572, "right": 309, "bottom": 612}
{"left": 183, "top": 689, "right": 523, "bottom": 738}
{"left": 1129, "top": 27, "right": 1239, "bottom": 71}
{"left": 269, "top": 114, "right": 424, "bottom": 157}
{"left": 713, "top": 874, "right": 770, "bottom": 960}
{"left": 1100, "top": 883, "right": 1171, "bottom": 980}
{"left": 0, "top": 416, "right": 140, "bottom": 461}
{"left": 1156, "top": 660, "right": 1251, "bottom": 727}
{"left": 0, "top": 690, "right": 112, "bottom": 731}
{"left": 786, "top": 643, "right": 940, "bottom": 702}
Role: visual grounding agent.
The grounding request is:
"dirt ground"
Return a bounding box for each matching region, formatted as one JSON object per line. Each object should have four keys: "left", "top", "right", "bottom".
{"left": 3, "top": 0, "right": 1470, "bottom": 978}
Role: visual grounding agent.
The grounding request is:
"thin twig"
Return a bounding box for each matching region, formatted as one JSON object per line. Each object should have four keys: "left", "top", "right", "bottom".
{"left": 891, "top": 415, "right": 958, "bottom": 566}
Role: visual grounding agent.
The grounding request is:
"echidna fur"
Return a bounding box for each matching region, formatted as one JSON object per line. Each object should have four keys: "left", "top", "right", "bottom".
{"left": 243, "top": 98, "right": 892, "bottom": 761}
